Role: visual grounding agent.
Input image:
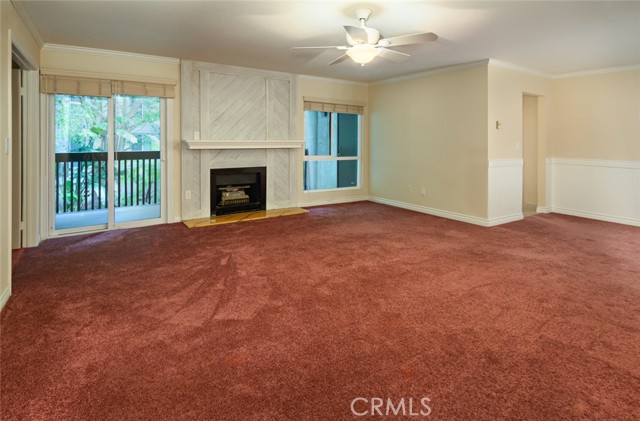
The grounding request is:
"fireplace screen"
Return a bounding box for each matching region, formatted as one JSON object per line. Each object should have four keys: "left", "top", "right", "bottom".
{"left": 210, "top": 167, "right": 266, "bottom": 216}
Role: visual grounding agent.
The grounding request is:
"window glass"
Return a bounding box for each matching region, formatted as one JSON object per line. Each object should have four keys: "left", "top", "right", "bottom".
{"left": 52, "top": 94, "right": 163, "bottom": 230}
{"left": 304, "top": 110, "right": 360, "bottom": 191}
{"left": 304, "top": 110, "right": 331, "bottom": 156}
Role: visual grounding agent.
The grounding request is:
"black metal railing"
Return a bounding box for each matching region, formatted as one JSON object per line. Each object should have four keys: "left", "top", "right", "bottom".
{"left": 55, "top": 151, "right": 160, "bottom": 214}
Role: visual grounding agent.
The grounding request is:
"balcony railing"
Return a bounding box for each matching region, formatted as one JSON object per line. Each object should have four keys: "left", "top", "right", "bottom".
{"left": 55, "top": 151, "right": 160, "bottom": 214}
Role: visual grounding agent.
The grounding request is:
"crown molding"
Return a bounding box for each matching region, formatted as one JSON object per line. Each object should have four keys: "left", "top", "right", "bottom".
{"left": 42, "top": 44, "right": 180, "bottom": 65}
{"left": 372, "top": 59, "right": 490, "bottom": 86}
{"left": 552, "top": 64, "right": 640, "bottom": 79}
{"left": 298, "top": 74, "right": 369, "bottom": 88}
{"left": 10, "top": 0, "right": 44, "bottom": 47}
{"left": 488, "top": 59, "right": 552, "bottom": 79}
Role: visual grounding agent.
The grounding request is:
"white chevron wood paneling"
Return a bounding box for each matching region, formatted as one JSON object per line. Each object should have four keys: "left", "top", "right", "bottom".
{"left": 192, "top": 69, "right": 200, "bottom": 138}
{"left": 190, "top": 148, "right": 201, "bottom": 211}
{"left": 270, "top": 149, "right": 292, "bottom": 205}
{"left": 208, "top": 73, "right": 266, "bottom": 140}
{"left": 181, "top": 61, "right": 299, "bottom": 219}
{"left": 208, "top": 149, "right": 267, "bottom": 166}
{"left": 267, "top": 79, "right": 290, "bottom": 140}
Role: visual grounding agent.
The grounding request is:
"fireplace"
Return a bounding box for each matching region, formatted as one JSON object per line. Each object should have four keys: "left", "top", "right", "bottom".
{"left": 210, "top": 167, "right": 266, "bottom": 216}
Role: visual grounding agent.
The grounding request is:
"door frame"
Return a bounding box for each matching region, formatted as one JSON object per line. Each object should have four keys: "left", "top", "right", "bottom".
{"left": 11, "top": 45, "right": 40, "bottom": 248}
{"left": 44, "top": 95, "right": 169, "bottom": 237}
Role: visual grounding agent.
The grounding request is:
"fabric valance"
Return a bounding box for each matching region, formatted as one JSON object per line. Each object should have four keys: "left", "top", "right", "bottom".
{"left": 40, "top": 74, "right": 175, "bottom": 98}
{"left": 303, "top": 100, "right": 364, "bottom": 115}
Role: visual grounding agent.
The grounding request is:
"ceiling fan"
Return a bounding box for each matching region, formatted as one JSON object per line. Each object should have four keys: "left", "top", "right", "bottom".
{"left": 293, "top": 8, "right": 438, "bottom": 66}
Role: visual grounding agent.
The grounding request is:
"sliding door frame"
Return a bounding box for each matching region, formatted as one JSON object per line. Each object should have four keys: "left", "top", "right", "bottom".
{"left": 44, "top": 95, "right": 169, "bottom": 238}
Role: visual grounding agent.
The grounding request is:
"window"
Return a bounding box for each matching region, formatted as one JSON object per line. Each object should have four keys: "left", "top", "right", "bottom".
{"left": 303, "top": 106, "right": 361, "bottom": 191}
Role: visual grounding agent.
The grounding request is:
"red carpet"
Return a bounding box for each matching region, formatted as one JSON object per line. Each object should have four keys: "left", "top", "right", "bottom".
{"left": 2, "top": 202, "right": 639, "bottom": 420}
{"left": 11, "top": 248, "right": 24, "bottom": 269}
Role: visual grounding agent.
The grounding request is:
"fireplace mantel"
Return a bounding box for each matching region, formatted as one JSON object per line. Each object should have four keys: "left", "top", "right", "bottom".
{"left": 184, "top": 139, "right": 304, "bottom": 150}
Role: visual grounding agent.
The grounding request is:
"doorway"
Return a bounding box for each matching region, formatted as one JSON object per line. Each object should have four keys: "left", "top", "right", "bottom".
{"left": 522, "top": 95, "right": 539, "bottom": 217}
{"left": 10, "top": 53, "right": 34, "bottom": 249}
{"left": 10, "top": 45, "right": 40, "bottom": 251}
{"left": 11, "top": 61, "right": 23, "bottom": 249}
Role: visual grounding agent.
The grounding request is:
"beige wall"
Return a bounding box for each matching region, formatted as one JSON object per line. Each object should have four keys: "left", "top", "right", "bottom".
{"left": 488, "top": 65, "right": 552, "bottom": 207}
{"left": 369, "top": 66, "right": 489, "bottom": 218}
{"left": 296, "top": 76, "right": 370, "bottom": 204}
{"left": 552, "top": 70, "right": 640, "bottom": 161}
{"left": 487, "top": 66, "right": 551, "bottom": 159}
{"left": 1, "top": 1, "right": 41, "bottom": 309}
{"left": 40, "top": 46, "right": 182, "bottom": 221}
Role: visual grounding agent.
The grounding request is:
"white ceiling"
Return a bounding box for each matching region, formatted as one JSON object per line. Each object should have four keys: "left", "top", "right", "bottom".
{"left": 15, "top": 0, "right": 640, "bottom": 83}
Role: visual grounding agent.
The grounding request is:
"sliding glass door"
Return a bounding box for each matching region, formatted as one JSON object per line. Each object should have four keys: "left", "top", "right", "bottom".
{"left": 114, "top": 95, "right": 162, "bottom": 224}
{"left": 51, "top": 94, "right": 164, "bottom": 233}
{"left": 53, "top": 95, "right": 109, "bottom": 230}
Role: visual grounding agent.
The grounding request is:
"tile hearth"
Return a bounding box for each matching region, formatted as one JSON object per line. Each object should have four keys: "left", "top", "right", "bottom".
{"left": 183, "top": 207, "right": 308, "bottom": 228}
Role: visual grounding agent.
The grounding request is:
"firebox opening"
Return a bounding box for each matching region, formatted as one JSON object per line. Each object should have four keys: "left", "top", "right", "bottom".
{"left": 210, "top": 167, "right": 266, "bottom": 216}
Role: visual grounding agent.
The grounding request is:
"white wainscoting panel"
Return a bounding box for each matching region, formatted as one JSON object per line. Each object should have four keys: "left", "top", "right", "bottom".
{"left": 550, "top": 158, "right": 640, "bottom": 226}
{"left": 488, "top": 159, "right": 524, "bottom": 225}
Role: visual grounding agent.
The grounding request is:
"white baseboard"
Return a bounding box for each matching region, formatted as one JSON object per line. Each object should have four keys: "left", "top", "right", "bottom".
{"left": 536, "top": 206, "right": 551, "bottom": 213}
{"left": 551, "top": 207, "right": 640, "bottom": 227}
{"left": 487, "top": 213, "right": 524, "bottom": 226}
{"left": 0, "top": 286, "right": 11, "bottom": 312}
{"left": 299, "top": 195, "right": 370, "bottom": 208}
{"left": 369, "top": 196, "right": 500, "bottom": 227}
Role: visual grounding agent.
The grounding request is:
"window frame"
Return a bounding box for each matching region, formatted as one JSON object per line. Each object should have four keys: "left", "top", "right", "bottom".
{"left": 303, "top": 110, "right": 362, "bottom": 192}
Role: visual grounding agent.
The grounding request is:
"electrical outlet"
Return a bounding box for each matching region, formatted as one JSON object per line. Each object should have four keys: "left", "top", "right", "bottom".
{"left": 185, "top": 190, "right": 192, "bottom": 200}
{"left": 420, "top": 187, "right": 427, "bottom": 196}
{"left": 407, "top": 184, "right": 413, "bottom": 193}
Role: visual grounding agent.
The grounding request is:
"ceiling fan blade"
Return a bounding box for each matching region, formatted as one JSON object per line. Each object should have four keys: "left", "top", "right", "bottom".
{"left": 379, "top": 32, "right": 438, "bottom": 47}
{"left": 328, "top": 54, "right": 349, "bottom": 66}
{"left": 344, "top": 25, "right": 368, "bottom": 43}
{"left": 377, "top": 48, "right": 410, "bottom": 63}
{"left": 292, "top": 46, "right": 345, "bottom": 50}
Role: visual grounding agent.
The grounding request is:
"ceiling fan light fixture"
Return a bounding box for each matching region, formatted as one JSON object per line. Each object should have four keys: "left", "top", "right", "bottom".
{"left": 346, "top": 44, "right": 380, "bottom": 65}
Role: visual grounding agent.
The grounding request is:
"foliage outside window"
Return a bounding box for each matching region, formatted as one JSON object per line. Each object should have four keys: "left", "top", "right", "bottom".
{"left": 55, "top": 95, "right": 160, "bottom": 154}
{"left": 54, "top": 94, "right": 161, "bottom": 215}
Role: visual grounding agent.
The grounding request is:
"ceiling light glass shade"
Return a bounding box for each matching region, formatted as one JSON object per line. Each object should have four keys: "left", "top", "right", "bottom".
{"left": 346, "top": 45, "right": 381, "bottom": 65}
